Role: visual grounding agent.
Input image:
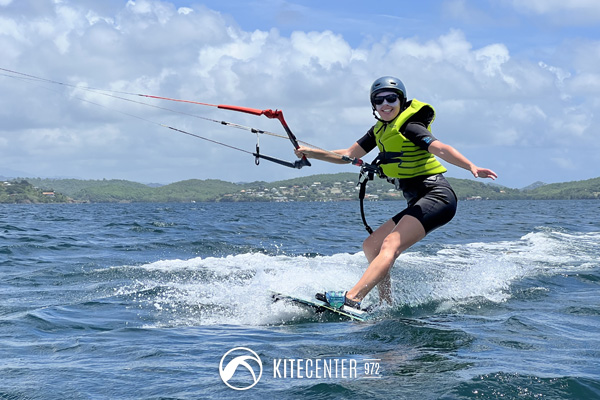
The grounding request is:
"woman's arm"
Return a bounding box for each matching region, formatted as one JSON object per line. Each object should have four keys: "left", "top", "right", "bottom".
{"left": 428, "top": 140, "right": 498, "bottom": 180}
{"left": 295, "top": 142, "right": 368, "bottom": 165}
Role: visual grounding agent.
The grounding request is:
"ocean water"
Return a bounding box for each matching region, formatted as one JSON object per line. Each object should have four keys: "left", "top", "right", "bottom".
{"left": 1, "top": 199, "right": 599, "bottom": 399}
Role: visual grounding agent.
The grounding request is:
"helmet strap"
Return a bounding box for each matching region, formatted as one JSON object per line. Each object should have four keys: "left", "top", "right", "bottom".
{"left": 371, "top": 105, "right": 385, "bottom": 122}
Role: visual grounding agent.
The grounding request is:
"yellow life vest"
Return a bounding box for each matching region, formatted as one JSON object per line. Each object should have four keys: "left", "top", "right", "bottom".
{"left": 373, "top": 99, "right": 447, "bottom": 179}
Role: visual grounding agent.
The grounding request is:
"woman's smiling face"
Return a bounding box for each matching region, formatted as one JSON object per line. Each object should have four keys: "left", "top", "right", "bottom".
{"left": 373, "top": 91, "right": 402, "bottom": 121}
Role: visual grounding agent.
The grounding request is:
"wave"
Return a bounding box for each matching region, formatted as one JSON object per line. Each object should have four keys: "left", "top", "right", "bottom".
{"left": 103, "top": 228, "right": 600, "bottom": 327}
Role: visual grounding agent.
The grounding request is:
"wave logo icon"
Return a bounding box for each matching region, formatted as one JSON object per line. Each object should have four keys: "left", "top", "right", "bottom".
{"left": 219, "top": 347, "right": 263, "bottom": 391}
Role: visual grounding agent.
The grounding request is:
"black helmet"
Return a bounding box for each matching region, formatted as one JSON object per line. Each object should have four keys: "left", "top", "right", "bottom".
{"left": 370, "top": 76, "right": 407, "bottom": 103}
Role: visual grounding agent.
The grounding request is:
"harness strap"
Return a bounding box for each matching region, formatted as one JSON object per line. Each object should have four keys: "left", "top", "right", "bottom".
{"left": 373, "top": 151, "right": 404, "bottom": 166}
{"left": 357, "top": 163, "right": 383, "bottom": 235}
{"left": 358, "top": 175, "right": 373, "bottom": 235}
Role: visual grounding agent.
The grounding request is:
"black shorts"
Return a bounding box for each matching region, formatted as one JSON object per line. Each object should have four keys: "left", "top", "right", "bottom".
{"left": 391, "top": 174, "right": 457, "bottom": 233}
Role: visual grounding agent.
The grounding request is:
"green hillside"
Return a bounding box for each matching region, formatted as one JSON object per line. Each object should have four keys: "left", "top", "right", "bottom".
{"left": 521, "top": 177, "right": 600, "bottom": 199}
{"left": 0, "top": 180, "right": 70, "bottom": 204}
{"left": 27, "top": 178, "right": 239, "bottom": 203}
{"left": 7, "top": 174, "right": 600, "bottom": 204}
{"left": 27, "top": 179, "right": 154, "bottom": 203}
{"left": 154, "top": 179, "right": 241, "bottom": 202}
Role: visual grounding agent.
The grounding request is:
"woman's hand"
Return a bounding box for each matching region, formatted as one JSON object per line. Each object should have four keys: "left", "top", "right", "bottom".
{"left": 294, "top": 146, "right": 314, "bottom": 159}
{"left": 470, "top": 166, "right": 498, "bottom": 180}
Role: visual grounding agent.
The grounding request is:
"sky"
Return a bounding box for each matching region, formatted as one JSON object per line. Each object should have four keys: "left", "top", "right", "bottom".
{"left": 1, "top": 0, "right": 599, "bottom": 188}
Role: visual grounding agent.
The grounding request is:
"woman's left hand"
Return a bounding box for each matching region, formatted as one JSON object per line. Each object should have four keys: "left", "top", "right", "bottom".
{"left": 471, "top": 166, "right": 498, "bottom": 180}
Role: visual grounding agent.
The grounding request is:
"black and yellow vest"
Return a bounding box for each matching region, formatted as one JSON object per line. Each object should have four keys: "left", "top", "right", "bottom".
{"left": 373, "top": 99, "right": 447, "bottom": 179}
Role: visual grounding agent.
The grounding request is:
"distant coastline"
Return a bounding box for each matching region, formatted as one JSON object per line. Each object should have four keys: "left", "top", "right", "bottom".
{"left": 1, "top": 174, "right": 599, "bottom": 204}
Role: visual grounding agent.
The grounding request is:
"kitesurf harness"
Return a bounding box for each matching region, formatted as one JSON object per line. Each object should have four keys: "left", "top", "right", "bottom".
{"left": 357, "top": 162, "right": 384, "bottom": 234}
{"left": 357, "top": 100, "right": 447, "bottom": 234}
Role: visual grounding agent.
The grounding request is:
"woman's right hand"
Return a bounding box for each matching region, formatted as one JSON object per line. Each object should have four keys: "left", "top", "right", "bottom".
{"left": 295, "top": 146, "right": 314, "bottom": 159}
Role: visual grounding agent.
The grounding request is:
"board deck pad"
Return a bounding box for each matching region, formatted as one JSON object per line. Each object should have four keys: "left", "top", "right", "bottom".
{"left": 271, "top": 291, "right": 368, "bottom": 322}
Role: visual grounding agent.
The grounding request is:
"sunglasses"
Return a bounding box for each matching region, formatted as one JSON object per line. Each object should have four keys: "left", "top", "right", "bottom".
{"left": 372, "top": 93, "right": 401, "bottom": 105}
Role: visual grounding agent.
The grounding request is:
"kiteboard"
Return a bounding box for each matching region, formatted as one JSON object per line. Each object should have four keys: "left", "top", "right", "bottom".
{"left": 271, "top": 291, "right": 369, "bottom": 322}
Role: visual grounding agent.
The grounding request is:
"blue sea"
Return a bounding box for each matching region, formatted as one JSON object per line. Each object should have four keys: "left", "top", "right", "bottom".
{"left": 1, "top": 200, "right": 599, "bottom": 399}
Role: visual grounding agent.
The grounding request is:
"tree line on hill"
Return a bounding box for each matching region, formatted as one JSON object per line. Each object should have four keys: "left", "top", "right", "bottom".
{"left": 0, "top": 180, "right": 70, "bottom": 204}
{"left": 0, "top": 174, "right": 598, "bottom": 204}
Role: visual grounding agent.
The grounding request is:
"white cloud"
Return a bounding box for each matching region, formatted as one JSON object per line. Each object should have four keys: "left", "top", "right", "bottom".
{"left": 508, "top": 104, "right": 547, "bottom": 124}
{"left": 551, "top": 107, "right": 592, "bottom": 138}
{"left": 507, "top": 0, "right": 600, "bottom": 24}
{"left": 380, "top": 30, "right": 521, "bottom": 100}
{"left": 474, "top": 44, "right": 518, "bottom": 89}
{"left": 0, "top": 16, "right": 25, "bottom": 41}
{"left": 177, "top": 7, "right": 193, "bottom": 15}
{"left": 569, "top": 73, "right": 600, "bottom": 95}
{"left": 290, "top": 31, "right": 354, "bottom": 69}
{"left": 442, "top": 0, "right": 494, "bottom": 24}
{"left": 538, "top": 61, "right": 571, "bottom": 85}
{"left": 551, "top": 156, "right": 576, "bottom": 170}
{"left": 510, "top": 0, "right": 600, "bottom": 14}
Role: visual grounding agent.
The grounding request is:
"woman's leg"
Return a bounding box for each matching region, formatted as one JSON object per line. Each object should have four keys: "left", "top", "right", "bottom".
{"left": 347, "top": 215, "right": 426, "bottom": 303}
{"left": 347, "top": 179, "right": 457, "bottom": 305}
{"left": 376, "top": 273, "right": 393, "bottom": 304}
{"left": 362, "top": 218, "right": 396, "bottom": 303}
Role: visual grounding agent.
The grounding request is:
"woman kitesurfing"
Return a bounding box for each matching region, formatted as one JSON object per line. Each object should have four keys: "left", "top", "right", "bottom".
{"left": 294, "top": 76, "right": 498, "bottom": 309}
